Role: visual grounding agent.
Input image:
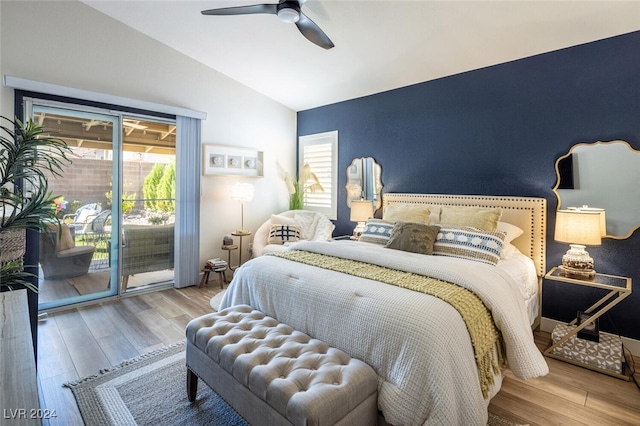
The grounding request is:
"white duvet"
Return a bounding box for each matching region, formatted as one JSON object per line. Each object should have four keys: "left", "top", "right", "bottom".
{"left": 220, "top": 240, "right": 548, "bottom": 426}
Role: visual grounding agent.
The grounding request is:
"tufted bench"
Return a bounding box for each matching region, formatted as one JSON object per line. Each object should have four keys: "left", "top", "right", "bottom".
{"left": 185, "top": 305, "right": 378, "bottom": 426}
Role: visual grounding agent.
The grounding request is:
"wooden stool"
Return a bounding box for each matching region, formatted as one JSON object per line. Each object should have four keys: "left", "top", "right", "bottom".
{"left": 199, "top": 266, "right": 228, "bottom": 289}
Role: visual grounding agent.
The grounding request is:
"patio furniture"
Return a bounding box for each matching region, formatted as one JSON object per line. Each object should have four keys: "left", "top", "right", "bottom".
{"left": 39, "top": 224, "right": 96, "bottom": 280}
{"left": 63, "top": 203, "right": 102, "bottom": 234}
{"left": 121, "top": 224, "right": 174, "bottom": 291}
{"left": 81, "top": 210, "right": 112, "bottom": 269}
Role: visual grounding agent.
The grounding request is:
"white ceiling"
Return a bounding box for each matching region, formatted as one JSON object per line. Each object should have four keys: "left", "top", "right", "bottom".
{"left": 83, "top": 1, "right": 640, "bottom": 111}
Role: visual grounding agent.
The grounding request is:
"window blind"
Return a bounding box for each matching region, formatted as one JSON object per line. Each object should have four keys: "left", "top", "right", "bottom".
{"left": 299, "top": 131, "right": 338, "bottom": 219}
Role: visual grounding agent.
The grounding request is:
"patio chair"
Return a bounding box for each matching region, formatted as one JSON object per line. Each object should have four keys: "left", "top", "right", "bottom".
{"left": 80, "top": 210, "right": 112, "bottom": 263}
{"left": 64, "top": 203, "right": 102, "bottom": 234}
{"left": 82, "top": 209, "right": 112, "bottom": 234}
{"left": 39, "top": 224, "right": 96, "bottom": 279}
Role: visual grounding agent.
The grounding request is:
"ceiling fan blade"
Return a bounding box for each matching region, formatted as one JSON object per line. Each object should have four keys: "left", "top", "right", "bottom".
{"left": 296, "top": 12, "right": 334, "bottom": 49}
{"left": 201, "top": 4, "right": 277, "bottom": 16}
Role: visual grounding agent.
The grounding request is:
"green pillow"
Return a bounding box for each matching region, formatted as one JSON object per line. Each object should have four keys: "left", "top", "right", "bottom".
{"left": 385, "top": 222, "right": 440, "bottom": 255}
{"left": 439, "top": 206, "right": 502, "bottom": 231}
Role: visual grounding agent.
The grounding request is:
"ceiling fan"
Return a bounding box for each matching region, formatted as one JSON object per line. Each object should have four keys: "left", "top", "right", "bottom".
{"left": 201, "top": 0, "right": 334, "bottom": 50}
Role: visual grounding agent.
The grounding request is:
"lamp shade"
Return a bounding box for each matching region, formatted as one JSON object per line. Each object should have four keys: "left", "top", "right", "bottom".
{"left": 554, "top": 209, "right": 602, "bottom": 246}
{"left": 230, "top": 182, "right": 254, "bottom": 203}
{"left": 570, "top": 206, "right": 606, "bottom": 237}
{"left": 350, "top": 200, "right": 373, "bottom": 222}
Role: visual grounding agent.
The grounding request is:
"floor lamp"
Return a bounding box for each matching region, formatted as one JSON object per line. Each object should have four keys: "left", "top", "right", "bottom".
{"left": 230, "top": 182, "right": 254, "bottom": 235}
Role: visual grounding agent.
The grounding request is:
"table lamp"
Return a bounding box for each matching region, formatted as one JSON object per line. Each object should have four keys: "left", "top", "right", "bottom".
{"left": 570, "top": 205, "right": 606, "bottom": 237}
{"left": 230, "top": 182, "right": 254, "bottom": 235}
{"left": 554, "top": 208, "right": 603, "bottom": 278}
{"left": 350, "top": 200, "right": 373, "bottom": 238}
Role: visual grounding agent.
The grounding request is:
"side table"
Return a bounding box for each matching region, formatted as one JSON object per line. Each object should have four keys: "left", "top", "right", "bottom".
{"left": 228, "top": 231, "right": 251, "bottom": 270}
{"left": 543, "top": 266, "right": 632, "bottom": 380}
{"left": 199, "top": 266, "right": 228, "bottom": 289}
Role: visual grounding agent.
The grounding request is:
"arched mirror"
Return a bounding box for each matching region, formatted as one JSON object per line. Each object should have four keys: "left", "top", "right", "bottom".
{"left": 346, "top": 157, "right": 383, "bottom": 212}
{"left": 553, "top": 140, "right": 640, "bottom": 239}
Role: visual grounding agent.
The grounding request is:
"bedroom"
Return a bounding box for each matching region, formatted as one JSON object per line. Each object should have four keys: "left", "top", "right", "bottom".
{"left": 1, "top": 0, "right": 639, "bottom": 424}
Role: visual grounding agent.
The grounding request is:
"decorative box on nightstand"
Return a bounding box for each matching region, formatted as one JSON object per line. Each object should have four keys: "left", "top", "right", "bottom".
{"left": 550, "top": 324, "right": 623, "bottom": 374}
{"left": 543, "top": 267, "right": 632, "bottom": 380}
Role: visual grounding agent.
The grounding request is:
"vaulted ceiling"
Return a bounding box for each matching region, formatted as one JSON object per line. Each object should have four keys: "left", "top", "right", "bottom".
{"left": 82, "top": 1, "right": 640, "bottom": 111}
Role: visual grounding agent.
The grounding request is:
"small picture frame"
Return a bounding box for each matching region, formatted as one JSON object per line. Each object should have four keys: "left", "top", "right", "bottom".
{"left": 576, "top": 311, "right": 599, "bottom": 343}
{"left": 227, "top": 155, "right": 242, "bottom": 169}
{"left": 209, "top": 154, "right": 225, "bottom": 168}
{"left": 202, "top": 144, "right": 263, "bottom": 177}
{"left": 243, "top": 156, "right": 257, "bottom": 170}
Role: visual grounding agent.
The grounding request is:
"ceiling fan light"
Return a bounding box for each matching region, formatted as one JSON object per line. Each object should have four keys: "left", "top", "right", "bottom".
{"left": 277, "top": 7, "right": 300, "bottom": 24}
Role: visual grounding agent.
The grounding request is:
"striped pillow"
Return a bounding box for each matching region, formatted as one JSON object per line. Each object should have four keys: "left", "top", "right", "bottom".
{"left": 433, "top": 226, "right": 506, "bottom": 265}
{"left": 358, "top": 218, "right": 395, "bottom": 245}
{"left": 268, "top": 225, "right": 301, "bottom": 245}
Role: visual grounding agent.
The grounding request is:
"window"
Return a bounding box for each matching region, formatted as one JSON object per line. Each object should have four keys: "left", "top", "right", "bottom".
{"left": 298, "top": 131, "right": 338, "bottom": 219}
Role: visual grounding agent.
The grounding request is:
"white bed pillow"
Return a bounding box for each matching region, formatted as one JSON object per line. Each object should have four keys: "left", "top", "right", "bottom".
{"left": 496, "top": 221, "right": 524, "bottom": 244}
{"left": 500, "top": 242, "right": 521, "bottom": 258}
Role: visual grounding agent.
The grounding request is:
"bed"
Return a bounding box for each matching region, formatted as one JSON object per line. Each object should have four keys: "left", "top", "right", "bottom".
{"left": 219, "top": 193, "right": 549, "bottom": 425}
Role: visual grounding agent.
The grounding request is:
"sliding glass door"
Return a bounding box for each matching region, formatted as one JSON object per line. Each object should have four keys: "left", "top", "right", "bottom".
{"left": 33, "top": 105, "right": 120, "bottom": 309}
{"left": 28, "top": 101, "right": 177, "bottom": 310}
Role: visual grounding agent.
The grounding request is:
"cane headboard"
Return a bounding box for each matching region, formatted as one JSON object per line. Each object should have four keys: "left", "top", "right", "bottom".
{"left": 382, "top": 193, "right": 547, "bottom": 277}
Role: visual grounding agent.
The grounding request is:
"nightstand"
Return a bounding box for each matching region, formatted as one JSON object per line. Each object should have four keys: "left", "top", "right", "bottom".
{"left": 543, "top": 266, "right": 632, "bottom": 380}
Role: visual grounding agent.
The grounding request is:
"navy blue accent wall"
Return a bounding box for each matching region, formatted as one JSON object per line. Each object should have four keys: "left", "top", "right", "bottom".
{"left": 298, "top": 31, "right": 640, "bottom": 340}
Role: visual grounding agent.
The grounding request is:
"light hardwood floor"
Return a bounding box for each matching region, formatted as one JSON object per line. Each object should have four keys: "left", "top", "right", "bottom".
{"left": 37, "top": 286, "right": 640, "bottom": 426}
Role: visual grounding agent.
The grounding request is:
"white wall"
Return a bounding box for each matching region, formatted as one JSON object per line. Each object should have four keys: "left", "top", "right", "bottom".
{"left": 0, "top": 1, "right": 296, "bottom": 272}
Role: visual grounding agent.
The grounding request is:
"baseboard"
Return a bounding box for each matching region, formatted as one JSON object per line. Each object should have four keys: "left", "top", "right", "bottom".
{"left": 541, "top": 317, "right": 640, "bottom": 357}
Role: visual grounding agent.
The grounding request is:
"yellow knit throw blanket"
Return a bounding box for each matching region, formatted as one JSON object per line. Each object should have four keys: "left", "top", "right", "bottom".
{"left": 272, "top": 249, "right": 506, "bottom": 398}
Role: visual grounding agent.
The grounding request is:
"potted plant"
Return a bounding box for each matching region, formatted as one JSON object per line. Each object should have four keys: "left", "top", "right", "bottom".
{"left": 284, "top": 163, "right": 324, "bottom": 210}
{"left": 0, "top": 115, "right": 71, "bottom": 292}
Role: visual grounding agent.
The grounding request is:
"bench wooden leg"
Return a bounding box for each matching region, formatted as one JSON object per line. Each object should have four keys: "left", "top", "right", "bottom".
{"left": 187, "top": 367, "right": 198, "bottom": 402}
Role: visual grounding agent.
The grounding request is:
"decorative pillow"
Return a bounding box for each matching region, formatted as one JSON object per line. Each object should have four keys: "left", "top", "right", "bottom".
{"left": 294, "top": 212, "right": 319, "bottom": 240}
{"left": 270, "top": 214, "right": 295, "bottom": 225}
{"left": 57, "top": 224, "right": 75, "bottom": 252}
{"left": 358, "top": 218, "right": 395, "bottom": 245}
{"left": 383, "top": 204, "right": 431, "bottom": 224}
{"left": 268, "top": 224, "right": 301, "bottom": 245}
{"left": 439, "top": 206, "right": 502, "bottom": 231}
{"left": 385, "top": 222, "right": 440, "bottom": 255}
{"left": 433, "top": 226, "right": 506, "bottom": 265}
{"left": 496, "top": 221, "right": 524, "bottom": 244}
{"left": 312, "top": 217, "right": 335, "bottom": 241}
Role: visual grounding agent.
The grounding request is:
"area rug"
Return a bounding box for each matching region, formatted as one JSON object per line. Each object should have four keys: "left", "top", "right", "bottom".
{"left": 65, "top": 340, "right": 526, "bottom": 426}
{"left": 64, "top": 341, "right": 247, "bottom": 426}
{"left": 210, "top": 289, "right": 227, "bottom": 311}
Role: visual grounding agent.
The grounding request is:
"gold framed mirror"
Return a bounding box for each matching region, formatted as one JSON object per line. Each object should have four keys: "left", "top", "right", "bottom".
{"left": 346, "top": 157, "right": 383, "bottom": 212}
{"left": 553, "top": 140, "right": 640, "bottom": 239}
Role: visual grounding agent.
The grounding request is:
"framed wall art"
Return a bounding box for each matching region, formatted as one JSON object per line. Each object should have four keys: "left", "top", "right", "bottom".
{"left": 203, "top": 144, "right": 264, "bottom": 177}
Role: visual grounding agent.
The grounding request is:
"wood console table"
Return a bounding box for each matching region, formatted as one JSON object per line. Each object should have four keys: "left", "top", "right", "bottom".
{"left": 0, "top": 289, "right": 41, "bottom": 425}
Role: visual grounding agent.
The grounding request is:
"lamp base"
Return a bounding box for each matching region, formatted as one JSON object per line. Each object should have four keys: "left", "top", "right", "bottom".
{"left": 560, "top": 244, "right": 595, "bottom": 278}
{"left": 352, "top": 221, "right": 366, "bottom": 239}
